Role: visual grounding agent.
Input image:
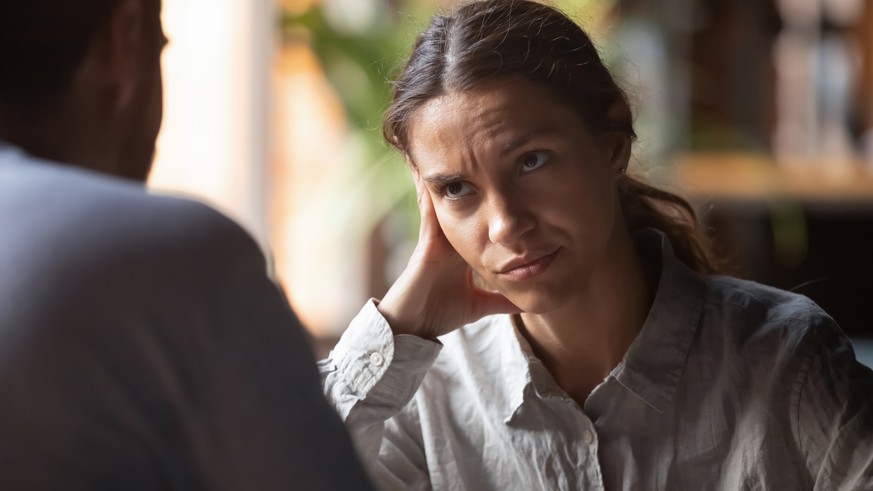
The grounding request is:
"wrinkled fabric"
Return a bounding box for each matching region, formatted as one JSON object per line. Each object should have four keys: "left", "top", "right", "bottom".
{"left": 321, "top": 229, "right": 873, "bottom": 491}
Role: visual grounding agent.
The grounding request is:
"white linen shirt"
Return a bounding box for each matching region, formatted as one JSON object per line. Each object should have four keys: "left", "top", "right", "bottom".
{"left": 320, "top": 230, "right": 873, "bottom": 490}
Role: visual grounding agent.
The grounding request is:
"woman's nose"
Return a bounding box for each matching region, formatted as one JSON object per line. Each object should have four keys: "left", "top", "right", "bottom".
{"left": 487, "top": 193, "right": 536, "bottom": 245}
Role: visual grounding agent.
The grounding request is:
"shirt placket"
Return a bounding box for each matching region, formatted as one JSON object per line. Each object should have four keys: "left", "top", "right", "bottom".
{"left": 530, "top": 362, "right": 606, "bottom": 491}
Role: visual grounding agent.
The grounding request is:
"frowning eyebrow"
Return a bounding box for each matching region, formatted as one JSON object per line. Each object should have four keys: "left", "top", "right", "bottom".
{"left": 500, "top": 125, "right": 560, "bottom": 157}
{"left": 422, "top": 172, "right": 465, "bottom": 186}
{"left": 416, "top": 125, "right": 561, "bottom": 185}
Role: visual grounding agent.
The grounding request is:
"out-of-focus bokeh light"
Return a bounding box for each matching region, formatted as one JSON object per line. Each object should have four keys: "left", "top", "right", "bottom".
{"left": 150, "top": 0, "right": 271, "bottom": 241}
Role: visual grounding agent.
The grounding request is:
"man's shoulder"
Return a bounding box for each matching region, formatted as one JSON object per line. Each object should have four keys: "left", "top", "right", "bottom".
{"left": 3, "top": 154, "right": 250, "bottom": 246}
{"left": 0, "top": 154, "right": 263, "bottom": 284}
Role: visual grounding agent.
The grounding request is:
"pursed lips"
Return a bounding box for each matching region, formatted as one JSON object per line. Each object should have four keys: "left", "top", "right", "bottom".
{"left": 497, "top": 247, "right": 560, "bottom": 275}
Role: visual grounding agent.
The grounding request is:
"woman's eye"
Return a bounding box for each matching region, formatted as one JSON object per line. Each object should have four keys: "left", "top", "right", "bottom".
{"left": 443, "top": 181, "right": 473, "bottom": 199}
{"left": 521, "top": 151, "right": 549, "bottom": 173}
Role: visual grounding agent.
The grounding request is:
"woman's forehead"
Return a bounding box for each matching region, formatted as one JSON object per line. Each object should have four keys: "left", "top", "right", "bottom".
{"left": 407, "top": 79, "right": 578, "bottom": 157}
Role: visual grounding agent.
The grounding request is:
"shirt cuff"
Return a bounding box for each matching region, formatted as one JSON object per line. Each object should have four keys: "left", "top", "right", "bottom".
{"left": 330, "top": 299, "right": 442, "bottom": 403}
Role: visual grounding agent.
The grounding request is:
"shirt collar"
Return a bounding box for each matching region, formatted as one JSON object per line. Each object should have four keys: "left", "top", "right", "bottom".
{"left": 611, "top": 228, "right": 706, "bottom": 413}
{"left": 487, "top": 311, "right": 574, "bottom": 424}
{"left": 493, "top": 314, "right": 536, "bottom": 423}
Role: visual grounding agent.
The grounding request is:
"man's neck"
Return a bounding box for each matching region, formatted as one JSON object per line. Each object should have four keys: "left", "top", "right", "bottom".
{"left": 0, "top": 111, "right": 113, "bottom": 174}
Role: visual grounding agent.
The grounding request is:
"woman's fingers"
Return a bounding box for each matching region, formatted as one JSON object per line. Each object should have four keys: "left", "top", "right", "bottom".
{"left": 403, "top": 164, "right": 455, "bottom": 262}
{"left": 412, "top": 169, "right": 453, "bottom": 257}
{"left": 381, "top": 175, "right": 526, "bottom": 336}
{"left": 411, "top": 166, "right": 422, "bottom": 196}
{"left": 417, "top": 183, "right": 430, "bottom": 220}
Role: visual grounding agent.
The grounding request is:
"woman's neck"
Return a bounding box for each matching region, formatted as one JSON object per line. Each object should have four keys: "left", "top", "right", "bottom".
{"left": 516, "top": 226, "right": 655, "bottom": 406}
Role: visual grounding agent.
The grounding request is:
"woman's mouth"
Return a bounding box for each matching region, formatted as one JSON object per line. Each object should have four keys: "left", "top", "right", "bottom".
{"left": 498, "top": 248, "right": 560, "bottom": 281}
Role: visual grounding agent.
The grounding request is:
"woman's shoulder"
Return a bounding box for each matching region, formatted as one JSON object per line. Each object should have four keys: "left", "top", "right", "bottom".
{"left": 697, "top": 274, "right": 847, "bottom": 367}
{"left": 702, "top": 274, "right": 835, "bottom": 334}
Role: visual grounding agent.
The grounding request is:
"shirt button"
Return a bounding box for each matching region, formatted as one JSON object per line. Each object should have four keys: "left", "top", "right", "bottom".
{"left": 369, "top": 352, "right": 385, "bottom": 367}
{"left": 583, "top": 430, "right": 595, "bottom": 445}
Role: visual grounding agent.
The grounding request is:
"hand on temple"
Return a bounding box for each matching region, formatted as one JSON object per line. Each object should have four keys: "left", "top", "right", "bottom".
{"left": 377, "top": 171, "right": 521, "bottom": 340}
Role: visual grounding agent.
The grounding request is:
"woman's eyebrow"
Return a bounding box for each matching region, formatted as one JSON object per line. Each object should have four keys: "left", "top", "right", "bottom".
{"left": 423, "top": 172, "right": 465, "bottom": 186}
{"left": 500, "top": 126, "right": 559, "bottom": 157}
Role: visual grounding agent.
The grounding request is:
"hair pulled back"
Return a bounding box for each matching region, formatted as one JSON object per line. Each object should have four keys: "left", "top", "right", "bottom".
{"left": 384, "top": 0, "right": 720, "bottom": 274}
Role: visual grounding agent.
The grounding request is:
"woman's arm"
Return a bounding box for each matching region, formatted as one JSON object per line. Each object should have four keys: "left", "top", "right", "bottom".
{"left": 320, "top": 300, "right": 441, "bottom": 491}
{"left": 320, "top": 169, "right": 520, "bottom": 490}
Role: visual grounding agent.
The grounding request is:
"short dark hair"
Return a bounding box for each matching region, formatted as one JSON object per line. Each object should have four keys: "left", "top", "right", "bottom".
{"left": 384, "top": 0, "right": 723, "bottom": 274}
{"left": 0, "top": 0, "right": 122, "bottom": 114}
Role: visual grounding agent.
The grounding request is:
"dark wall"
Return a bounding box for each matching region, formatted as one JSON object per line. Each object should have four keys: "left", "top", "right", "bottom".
{"left": 702, "top": 199, "right": 873, "bottom": 337}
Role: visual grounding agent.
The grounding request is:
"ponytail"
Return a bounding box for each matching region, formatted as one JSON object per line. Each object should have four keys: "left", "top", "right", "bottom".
{"left": 618, "top": 175, "right": 723, "bottom": 275}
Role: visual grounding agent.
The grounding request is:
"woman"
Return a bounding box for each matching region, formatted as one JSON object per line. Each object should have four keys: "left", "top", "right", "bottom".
{"left": 320, "top": 1, "right": 873, "bottom": 489}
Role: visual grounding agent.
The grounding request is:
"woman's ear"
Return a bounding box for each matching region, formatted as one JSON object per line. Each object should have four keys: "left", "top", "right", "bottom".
{"left": 603, "top": 101, "right": 633, "bottom": 176}
{"left": 603, "top": 131, "right": 631, "bottom": 176}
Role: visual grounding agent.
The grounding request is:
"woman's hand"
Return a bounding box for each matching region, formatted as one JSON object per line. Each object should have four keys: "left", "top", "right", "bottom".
{"left": 377, "top": 171, "right": 521, "bottom": 340}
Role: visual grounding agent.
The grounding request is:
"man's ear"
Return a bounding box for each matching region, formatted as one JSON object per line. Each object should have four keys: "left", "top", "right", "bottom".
{"left": 109, "top": 0, "right": 147, "bottom": 110}
{"left": 80, "top": 0, "right": 146, "bottom": 111}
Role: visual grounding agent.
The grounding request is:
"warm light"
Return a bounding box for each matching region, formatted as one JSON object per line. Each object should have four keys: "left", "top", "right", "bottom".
{"left": 149, "top": 0, "right": 369, "bottom": 336}
{"left": 149, "top": 0, "right": 272, "bottom": 242}
{"left": 271, "top": 43, "right": 368, "bottom": 336}
{"left": 280, "top": 0, "right": 319, "bottom": 16}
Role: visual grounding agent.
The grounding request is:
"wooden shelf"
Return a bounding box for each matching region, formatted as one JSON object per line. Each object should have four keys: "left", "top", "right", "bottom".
{"left": 672, "top": 153, "right": 873, "bottom": 203}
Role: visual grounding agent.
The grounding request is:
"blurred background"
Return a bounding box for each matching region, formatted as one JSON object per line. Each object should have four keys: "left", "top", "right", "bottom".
{"left": 148, "top": 0, "right": 873, "bottom": 361}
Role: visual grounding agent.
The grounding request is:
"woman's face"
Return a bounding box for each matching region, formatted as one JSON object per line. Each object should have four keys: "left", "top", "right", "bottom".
{"left": 406, "top": 77, "right": 629, "bottom": 314}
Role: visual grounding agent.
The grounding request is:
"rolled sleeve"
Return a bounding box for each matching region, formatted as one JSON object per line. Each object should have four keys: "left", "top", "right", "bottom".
{"left": 321, "top": 299, "right": 442, "bottom": 418}
{"left": 320, "top": 300, "right": 442, "bottom": 490}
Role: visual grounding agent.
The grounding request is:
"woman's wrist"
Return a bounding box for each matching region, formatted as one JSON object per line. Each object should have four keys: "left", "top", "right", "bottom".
{"left": 376, "top": 299, "right": 437, "bottom": 340}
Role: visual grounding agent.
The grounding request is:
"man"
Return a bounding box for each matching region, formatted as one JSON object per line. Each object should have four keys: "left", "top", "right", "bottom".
{"left": 0, "top": 1, "right": 373, "bottom": 489}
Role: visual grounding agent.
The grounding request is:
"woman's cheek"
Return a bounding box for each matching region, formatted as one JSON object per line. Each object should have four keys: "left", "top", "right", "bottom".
{"left": 440, "top": 212, "right": 485, "bottom": 265}
{"left": 441, "top": 218, "right": 469, "bottom": 255}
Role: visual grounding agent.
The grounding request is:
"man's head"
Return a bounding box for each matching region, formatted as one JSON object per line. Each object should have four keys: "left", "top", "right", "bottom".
{"left": 0, "top": 0, "right": 166, "bottom": 181}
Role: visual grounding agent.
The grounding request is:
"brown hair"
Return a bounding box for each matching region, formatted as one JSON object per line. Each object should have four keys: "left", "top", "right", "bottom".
{"left": 384, "top": 0, "right": 721, "bottom": 274}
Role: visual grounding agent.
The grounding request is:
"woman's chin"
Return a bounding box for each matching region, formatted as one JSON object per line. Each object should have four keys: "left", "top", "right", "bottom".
{"left": 504, "top": 289, "right": 571, "bottom": 315}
